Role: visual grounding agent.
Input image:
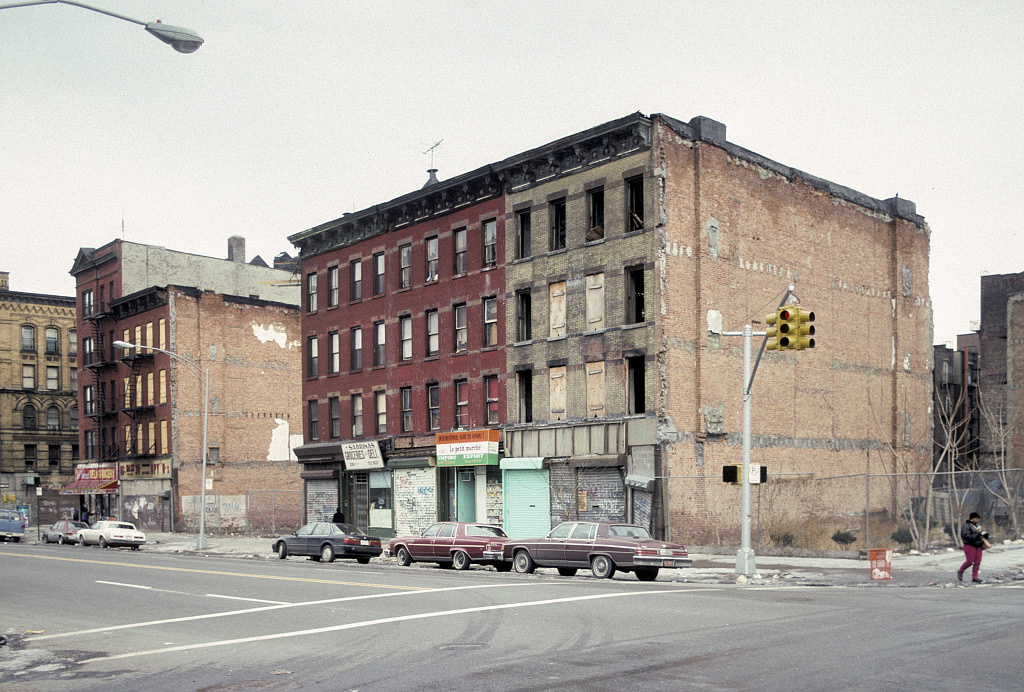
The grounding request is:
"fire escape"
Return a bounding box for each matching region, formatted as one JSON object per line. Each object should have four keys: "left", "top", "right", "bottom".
{"left": 82, "top": 297, "right": 119, "bottom": 463}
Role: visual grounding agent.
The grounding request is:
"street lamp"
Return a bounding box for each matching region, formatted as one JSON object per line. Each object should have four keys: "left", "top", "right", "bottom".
{"left": 113, "top": 340, "right": 210, "bottom": 549}
{"left": 0, "top": 0, "right": 203, "bottom": 53}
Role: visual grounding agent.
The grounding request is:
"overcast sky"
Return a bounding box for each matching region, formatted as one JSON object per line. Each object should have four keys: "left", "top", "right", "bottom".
{"left": 2, "top": 1, "right": 1021, "bottom": 345}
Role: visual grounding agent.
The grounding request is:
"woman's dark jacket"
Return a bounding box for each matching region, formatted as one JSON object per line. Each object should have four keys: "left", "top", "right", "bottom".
{"left": 961, "top": 521, "right": 986, "bottom": 548}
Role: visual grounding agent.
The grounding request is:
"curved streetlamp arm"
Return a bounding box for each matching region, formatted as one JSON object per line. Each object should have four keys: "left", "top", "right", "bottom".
{"left": 0, "top": 0, "right": 204, "bottom": 53}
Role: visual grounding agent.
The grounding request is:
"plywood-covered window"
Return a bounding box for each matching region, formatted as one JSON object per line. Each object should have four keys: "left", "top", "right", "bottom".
{"left": 586, "top": 361, "right": 605, "bottom": 418}
{"left": 549, "top": 366, "right": 566, "bottom": 421}
{"left": 586, "top": 273, "right": 605, "bottom": 331}
{"left": 549, "top": 281, "right": 566, "bottom": 339}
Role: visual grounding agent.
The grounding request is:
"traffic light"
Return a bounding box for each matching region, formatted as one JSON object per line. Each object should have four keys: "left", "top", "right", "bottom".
{"left": 790, "top": 307, "right": 815, "bottom": 349}
{"left": 766, "top": 306, "right": 795, "bottom": 350}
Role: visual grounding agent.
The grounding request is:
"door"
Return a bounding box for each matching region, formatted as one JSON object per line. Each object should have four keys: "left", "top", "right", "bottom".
{"left": 564, "top": 522, "right": 598, "bottom": 565}
{"left": 408, "top": 523, "right": 441, "bottom": 560}
{"left": 503, "top": 468, "right": 551, "bottom": 539}
{"left": 535, "top": 521, "right": 573, "bottom": 563}
{"left": 432, "top": 522, "right": 457, "bottom": 558}
{"left": 456, "top": 469, "right": 477, "bottom": 522}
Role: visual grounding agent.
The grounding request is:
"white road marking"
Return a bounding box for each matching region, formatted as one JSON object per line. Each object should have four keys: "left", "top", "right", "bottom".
{"left": 96, "top": 581, "right": 153, "bottom": 590}
{"left": 205, "top": 593, "right": 291, "bottom": 605}
{"left": 79, "top": 588, "right": 702, "bottom": 664}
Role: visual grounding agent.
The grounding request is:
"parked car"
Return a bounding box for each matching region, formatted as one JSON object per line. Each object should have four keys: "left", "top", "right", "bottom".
{"left": 0, "top": 509, "right": 26, "bottom": 543}
{"left": 42, "top": 520, "right": 90, "bottom": 545}
{"left": 272, "top": 522, "right": 382, "bottom": 563}
{"left": 76, "top": 520, "right": 146, "bottom": 549}
{"left": 501, "top": 521, "right": 691, "bottom": 581}
{"left": 387, "top": 521, "right": 512, "bottom": 571}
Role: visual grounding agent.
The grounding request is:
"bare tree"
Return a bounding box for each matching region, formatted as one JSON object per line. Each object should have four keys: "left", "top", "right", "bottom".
{"left": 977, "top": 387, "right": 1023, "bottom": 539}
{"left": 932, "top": 383, "right": 979, "bottom": 547}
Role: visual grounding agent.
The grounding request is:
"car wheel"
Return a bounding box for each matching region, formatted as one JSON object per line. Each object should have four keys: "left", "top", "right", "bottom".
{"left": 635, "top": 568, "right": 659, "bottom": 581}
{"left": 320, "top": 544, "right": 336, "bottom": 563}
{"left": 131, "top": 545, "right": 140, "bottom": 551}
{"left": 395, "top": 546, "right": 412, "bottom": 567}
{"left": 513, "top": 550, "right": 536, "bottom": 574}
{"left": 591, "top": 555, "right": 616, "bottom": 579}
{"left": 356, "top": 556, "right": 371, "bottom": 564}
{"left": 276, "top": 541, "right": 288, "bottom": 559}
{"left": 98, "top": 536, "right": 108, "bottom": 549}
{"left": 452, "top": 550, "right": 471, "bottom": 571}
{"left": 57, "top": 536, "right": 65, "bottom": 545}
{"left": 76, "top": 537, "right": 85, "bottom": 546}
{"left": 557, "top": 567, "right": 578, "bottom": 577}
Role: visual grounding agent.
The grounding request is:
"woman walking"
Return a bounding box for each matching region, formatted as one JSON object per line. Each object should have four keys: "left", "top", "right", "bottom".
{"left": 958, "top": 512, "right": 989, "bottom": 583}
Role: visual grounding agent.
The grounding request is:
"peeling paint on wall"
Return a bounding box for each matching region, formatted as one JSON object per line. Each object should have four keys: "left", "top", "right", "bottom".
{"left": 267, "top": 418, "right": 299, "bottom": 461}
{"left": 250, "top": 321, "right": 296, "bottom": 348}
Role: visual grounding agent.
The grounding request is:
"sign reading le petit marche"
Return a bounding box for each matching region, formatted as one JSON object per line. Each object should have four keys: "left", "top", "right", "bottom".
{"left": 435, "top": 429, "right": 499, "bottom": 467}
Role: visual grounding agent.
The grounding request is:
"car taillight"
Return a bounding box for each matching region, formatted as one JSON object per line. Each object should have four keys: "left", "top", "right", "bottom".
{"left": 635, "top": 547, "right": 688, "bottom": 557}
{"left": 369, "top": 539, "right": 381, "bottom": 547}
{"left": 343, "top": 538, "right": 360, "bottom": 545}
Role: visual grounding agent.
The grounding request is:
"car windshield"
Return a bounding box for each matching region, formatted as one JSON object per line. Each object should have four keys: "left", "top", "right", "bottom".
{"left": 608, "top": 525, "right": 652, "bottom": 538}
{"left": 114, "top": 523, "right": 136, "bottom": 530}
{"left": 332, "top": 523, "right": 359, "bottom": 535}
{"left": 465, "top": 525, "right": 508, "bottom": 538}
{"left": 71, "top": 522, "right": 88, "bottom": 529}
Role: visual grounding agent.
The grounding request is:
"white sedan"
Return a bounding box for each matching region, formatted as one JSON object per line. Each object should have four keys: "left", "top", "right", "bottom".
{"left": 77, "top": 520, "right": 146, "bottom": 549}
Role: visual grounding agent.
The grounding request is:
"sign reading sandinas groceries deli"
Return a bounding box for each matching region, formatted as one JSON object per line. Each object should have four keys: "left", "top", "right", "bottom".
{"left": 435, "top": 429, "right": 499, "bottom": 466}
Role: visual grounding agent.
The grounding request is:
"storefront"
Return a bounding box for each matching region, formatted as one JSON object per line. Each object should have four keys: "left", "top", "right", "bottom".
{"left": 436, "top": 430, "right": 501, "bottom": 524}
{"left": 60, "top": 462, "right": 119, "bottom": 521}
{"left": 340, "top": 441, "right": 392, "bottom": 537}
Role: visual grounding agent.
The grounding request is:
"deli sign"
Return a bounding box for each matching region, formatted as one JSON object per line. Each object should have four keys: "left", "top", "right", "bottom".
{"left": 341, "top": 441, "right": 385, "bottom": 470}
{"left": 436, "top": 429, "right": 499, "bottom": 467}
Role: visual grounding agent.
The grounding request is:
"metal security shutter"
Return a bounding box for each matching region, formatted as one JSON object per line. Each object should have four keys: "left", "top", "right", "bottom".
{"left": 305, "top": 479, "right": 338, "bottom": 524}
{"left": 502, "top": 468, "right": 551, "bottom": 539}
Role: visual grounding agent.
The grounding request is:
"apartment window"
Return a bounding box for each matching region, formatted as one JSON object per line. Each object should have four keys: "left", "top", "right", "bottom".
{"left": 330, "top": 265, "right": 341, "bottom": 306}
{"left": 400, "top": 315, "right": 412, "bottom": 361}
{"left": 549, "top": 198, "right": 566, "bottom": 250}
{"left": 22, "top": 405, "right": 37, "bottom": 430}
{"left": 483, "top": 219, "right": 497, "bottom": 267}
{"left": 329, "top": 397, "right": 340, "bottom": 438}
{"left": 159, "top": 421, "right": 167, "bottom": 456}
{"left": 46, "top": 366, "right": 59, "bottom": 390}
{"left": 373, "top": 321, "right": 386, "bottom": 366}
{"left": 515, "top": 209, "right": 531, "bottom": 259}
{"left": 350, "top": 326, "right": 362, "bottom": 370}
{"left": 627, "top": 355, "right": 646, "bottom": 414}
{"left": 549, "top": 281, "right": 567, "bottom": 339}
{"left": 399, "top": 244, "right": 412, "bottom": 288}
{"left": 375, "top": 390, "right": 387, "bottom": 434}
{"left": 81, "top": 289, "right": 93, "bottom": 317}
{"left": 517, "top": 370, "right": 533, "bottom": 423}
{"left": 49, "top": 444, "right": 60, "bottom": 470}
{"left": 626, "top": 266, "right": 645, "bottom": 324}
{"left": 308, "top": 400, "right": 319, "bottom": 441}
{"left": 84, "top": 386, "right": 94, "bottom": 415}
{"left": 352, "top": 394, "right": 363, "bottom": 437}
{"left": 401, "top": 387, "right": 413, "bottom": 432}
{"left": 349, "top": 260, "right": 361, "bottom": 301}
{"left": 454, "top": 379, "right": 468, "bottom": 428}
{"left": 549, "top": 366, "right": 566, "bottom": 421}
{"left": 145, "top": 322, "right": 153, "bottom": 349}
{"left": 425, "top": 237, "right": 439, "bottom": 282}
{"left": 483, "top": 297, "right": 498, "bottom": 347}
{"left": 586, "top": 361, "right": 605, "bottom": 418}
{"left": 307, "top": 272, "right": 318, "bottom": 311}
{"left": 70, "top": 367, "right": 77, "bottom": 391}
{"left": 158, "top": 319, "right": 166, "bottom": 350}
{"left": 159, "top": 370, "right": 167, "bottom": 404}
{"left": 426, "top": 309, "right": 439, "bottom": 356}
{"left": 22, "top": 364, "right": 35, "bottom": 389}
{"left": 516, "top": 290, "right": 532, "bottom": 342}
{"left": 454, "top": 228, "right": 467, "bottom": 275}
{"left": 84, "top": 430, "right": 95, "bottom": 459}
{"left": 373, "top": 252, "right": 386, "bottom": 295}
{"left": 146, "top": 372, "right": 154, "bottom": 406}
{"left": 25, "top": 444, "right": 37, "bottom": 471}
{"left": 587, "top": 187, "right": 605, "bottom": 241}
{"left": 79, "top": 334, "right": 92, "bottom": 365}
{"left": 307, "top": 336, "right": 319, "bottom": 377}
{"left": 69, "top": 329, "right": 77, "bottom": 357}
{"left": 22, "top": 325, "right": 35, "bottom": 351}
{"left": 328, "top": 331, "right": 340, "bottom": 374}
{"left": 627, "top": 175, "right": 645, "bottom": 231}
{"left": 586, "top": 273, "right": 605, "bottom": 331}
{"left": 427, "top": 383, "right": 440, "bottom": 430}
{"left": 45, "top": 327, "right": 59, "bottom": 353}
{"left": 484, "top": 375, "right": 499, "bottom": 425}
{"left": 454, "top": 303, "right": 467, "bottom": 353}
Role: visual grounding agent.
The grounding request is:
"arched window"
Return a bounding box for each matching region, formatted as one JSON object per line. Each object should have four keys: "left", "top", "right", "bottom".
{"left": 47, "top": 406, "right": 60, "bottom": 431}
{"left": 70, "top": 406, "right": 79, "bottom": 429}
{"left": 21, "top": 325, "right": 35, "bottom": 350}
{"left": 45, "top": 327, "right": 59, "bottom": 353}
{"left": 22, "top": 405, "right": 37, "bottom": 430}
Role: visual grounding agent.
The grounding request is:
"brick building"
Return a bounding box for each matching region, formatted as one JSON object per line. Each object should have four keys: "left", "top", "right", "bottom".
{"left": 978, "top": 272, "right": 1024, "bottom": 471}
{"left": 0, "top": 271, "right": 78, "bottom": 524}
{"left": 69, "top": 238, "right": 304, "bottom": 534}
{"left": 291, "top": 112, "right": 934, "bottom": 544}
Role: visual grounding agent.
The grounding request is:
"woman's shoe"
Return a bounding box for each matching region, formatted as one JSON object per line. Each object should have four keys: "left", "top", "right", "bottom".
{"left": 972, "top": 578, "right": 983, "bottom": 583}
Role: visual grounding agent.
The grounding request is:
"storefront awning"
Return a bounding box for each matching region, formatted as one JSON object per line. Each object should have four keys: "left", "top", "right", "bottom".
{"left": 293, "top": 442, "right": 345, "bottom": 463}
{"left": 624, "top": 474, "right": 655, "bottom": 491}
{"left": 387, "top": 456, "right": 434, "bottom": 469}
{"left": 60, "top": 478, "right": 118, "bottom": 495}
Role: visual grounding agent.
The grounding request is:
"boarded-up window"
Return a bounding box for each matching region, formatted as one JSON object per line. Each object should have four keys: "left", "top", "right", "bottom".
{"left": 586, "top": 361, "right": 605, "bottom": 418}
{"left": 159, "top": 369, "right": 167, "bottom": 404}
{"left": 586, "top": 273, "right": 605, "bottom": 331}
{"left": 160, "top": 420, "right": 168, "bottom": 454}
{"left": 549, "top": 281, "right": 566, "bottom": 338}
{"left": 146, "top": 372, "right": 154, "bottom": 406}
{"left": 158, "top": 318, "right": 166, "bottom": 350}
{"left": 549, "top": 366, "right": 566, "bottom": 420}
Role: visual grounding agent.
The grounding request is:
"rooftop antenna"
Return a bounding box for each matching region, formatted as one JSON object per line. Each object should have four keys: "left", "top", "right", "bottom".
{"left": 423, "top": 139, "right": 443, "bottom": 169}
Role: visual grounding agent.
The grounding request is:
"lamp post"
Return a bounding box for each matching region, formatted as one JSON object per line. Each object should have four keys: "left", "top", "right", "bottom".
{"left": 0, "top": 0, "right": 203, "bottom": 53}
{"left": 114, "top": 340, "right": 209, "bottom": 549}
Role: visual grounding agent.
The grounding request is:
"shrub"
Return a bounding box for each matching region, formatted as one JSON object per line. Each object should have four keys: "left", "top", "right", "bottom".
{"left": 831, "top": 530, "right": 856, "bottom": 548}
{"left": 770, "top": 531, "right": 794, "bottom": 548}
{"left": 891, "top": 527, "right": 914, "bottom": 551}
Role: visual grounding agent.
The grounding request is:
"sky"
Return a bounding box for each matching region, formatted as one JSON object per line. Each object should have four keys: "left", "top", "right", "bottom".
{"left": 2, "top": 1, "right": 1022, "bottom": 346}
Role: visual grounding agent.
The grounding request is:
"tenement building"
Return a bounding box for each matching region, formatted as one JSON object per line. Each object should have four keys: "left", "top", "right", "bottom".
{"left": 69, "top": 238, "right": 304, "bottom": 534}
{"left": 290, "top": 113, "right": 933, "bottom": 543}
{"left": 0, "top": 271, "right": 79, "bottom": 524}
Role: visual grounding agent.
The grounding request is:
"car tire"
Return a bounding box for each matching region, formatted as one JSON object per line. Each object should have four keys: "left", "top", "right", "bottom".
{"left": 513, "top": 550, "right": 536, "bottom": 574}
{"left": 356, "top": 556, "right": 371, "bottom": 564}
{"left": 321, "top": 544, "right": 335, "bottom": 563}
{"left": 557, "top": 567, "right": 578, "bottom": 577}
{"left": 591, "top": 555, "right": 615, "bottom": 579}
{"left": 57, "top": 536, "right": 65, "bottom": 545}
{"left": 98, "top": 537, "right": 108, "bottom": 549}
{"left": 276, "top": 542, "right": 288, "bottom": 559}
{"left": 452, "top": 550, "right": 471, "bottom": 571}
{"left": 634, "top": 568, "right": 659, "bottom": 581}
{"left": 77, "top": 536, "right": 85, "bottom": 546}
{"left": 131, "top": 545, "right": 140, "bottom": 551}
{"left": 395, "top": 546, "right": 412, "bottom": 567}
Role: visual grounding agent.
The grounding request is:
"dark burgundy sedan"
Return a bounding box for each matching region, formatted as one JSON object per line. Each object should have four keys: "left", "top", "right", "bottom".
{"left": 501, "top": 521, "right": 691, "bottom": 581}
{"left": 387, "top": 522, "right": 512, "bottom": 571}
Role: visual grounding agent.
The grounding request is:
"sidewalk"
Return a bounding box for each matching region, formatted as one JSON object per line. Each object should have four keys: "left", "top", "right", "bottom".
{"left": 133, "top": 531, "right": 1024, "bottom": 588}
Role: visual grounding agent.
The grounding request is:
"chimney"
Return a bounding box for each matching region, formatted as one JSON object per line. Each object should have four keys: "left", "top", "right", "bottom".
{"left": 227, "top": 236, "right": 245, "bottom": 263}
{"left": 422, "top": 169, "right": 440, "bottom": 189}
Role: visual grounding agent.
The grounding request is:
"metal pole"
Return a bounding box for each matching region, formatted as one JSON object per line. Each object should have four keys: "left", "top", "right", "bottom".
{"left": 736, "top": 325, "right": 756, "bottom": 575}
{"left": 196, "top": 367, "right": 209, "bottom": 550}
